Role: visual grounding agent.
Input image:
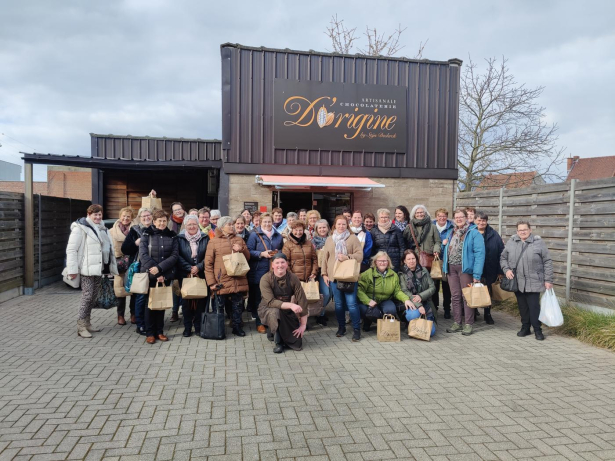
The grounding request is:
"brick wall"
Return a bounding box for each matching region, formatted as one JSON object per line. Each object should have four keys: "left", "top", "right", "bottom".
{"left": 228, "top": 174, "right": 456, "bottom": 219}
{"left": 0, "top": 169, "right": 91, "bottom": 200}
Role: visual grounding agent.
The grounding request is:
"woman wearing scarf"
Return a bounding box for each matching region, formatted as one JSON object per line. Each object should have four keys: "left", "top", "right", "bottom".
{"left": 370, "top": 208, "right": 406, "bottom": 273}
{"left": 312, "top": 219, "right": 332, "bottom": 320}
{"left": 403, "top": 205, "right": 442, "bottom": 267}
{"left": 399, "top": 250, "right": 437, "bottom": 337}
{"left": 246, "top": 212, "right": 284, "bottom": 334}
{"left": 321, "top": 215, "right": 363, "bottom": 341}
{"left": 258, "top": 253, "right": 309, "bottom": 353}
{"left": 282, "top": 220, "right": 323, "bottom": 324}
{"left": 205, "top": 216, "right": 251, "bottom": 337}
{"left": 109, "top": 207, "right": 136, "bottom": 325}
{"left": 392, "top": 205, "right": 410, "bottom": 232}
{"left": 121, "top": 207, "right": 154, "bottom": 335}
{"left": 442, "top": 209, "right": 485, "bottom": 336}
{"left": 234, "top": 215, "right": 250, "bottom": 243}
{"left": 350, "top": 210, "right": 373, "bottom": 273}
{"left": 305, "top": 210, "right": 321, "bottom": 240}
{"left": 357, "top": 251, "right": 414, "bottom": 333}
{"left": 177, "top": 215, "right": 209, "bottom": 337}
{"left": 66, "top": 204, "right": 119, "bottom": 338}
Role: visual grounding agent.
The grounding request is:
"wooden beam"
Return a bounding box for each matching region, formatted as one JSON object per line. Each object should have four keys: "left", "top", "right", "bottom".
{"left": 24, "top": 162, "right": 34, "bottom": 295}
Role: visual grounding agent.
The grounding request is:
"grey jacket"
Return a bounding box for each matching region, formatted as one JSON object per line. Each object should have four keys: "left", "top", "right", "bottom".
{"left": 500, "top": 234, "right": 553, "bottom": 293}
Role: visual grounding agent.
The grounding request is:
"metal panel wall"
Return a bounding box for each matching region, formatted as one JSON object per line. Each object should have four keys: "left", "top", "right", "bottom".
{"left": 221, "top": 44, "right": 461, "bottom": 175}
{"left": 90, "top": 134, "right": 222, "bottom": 162}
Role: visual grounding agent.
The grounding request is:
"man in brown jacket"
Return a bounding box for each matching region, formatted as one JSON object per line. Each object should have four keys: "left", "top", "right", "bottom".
{"left": 205, "top": 216, "right": 250, "bottom": 337}
{"left": 258, "top": 253, "right": 308, "bottom": 353}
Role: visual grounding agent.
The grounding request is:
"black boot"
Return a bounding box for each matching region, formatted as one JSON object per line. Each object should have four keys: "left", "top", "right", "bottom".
{"left": 267, "top": 328, "right": 274, "bottom": 341}
{"left": 484, "top": 314, "right": 494, "bottom": 325}
{"left": 517, "top": 326, "right": 531, "bottom": 337}
{"left": 336, "top": 326, "right": 346, "bottom": 337}
{"left": 352, "top": 329, "right": 361, "bottom": 342}
{"left": 535, "top": 329, "right": 545, "bottom": 341}
{"left": 444, "top": 309, "right": 451, "bottom": 320}
{"left": 363, "top": 319, "right": 372, "bottom": 332}
{"left": 182, "top": 328, "right": 192, "bottom": 337}
{"left": 316, "top": 316, "right": 327, "bottom": 326}
{"left": 232, "top": 327, "right": 246, "bottom": 337}
{"left": 273, "top": 331, "right": 284, "bottom": 353}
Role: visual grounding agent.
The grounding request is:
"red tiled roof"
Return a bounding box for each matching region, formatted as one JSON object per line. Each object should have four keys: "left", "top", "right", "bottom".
{"left": 476, "top": 172, "right": 541, "bottom": 190}
{"left": 567, "top": 156, "right": 615, "bottom": 181}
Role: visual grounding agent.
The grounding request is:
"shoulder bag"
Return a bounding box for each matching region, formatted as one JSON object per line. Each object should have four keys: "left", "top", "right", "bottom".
{"left": 201, "top": 294, "right": 226, "bottom": 340}
{"left": 364, "top": 273, "right": 384, "bottom": 319}
{"left": 500, "top": 242, "right": 529, "bottom": 292}
{"left": 409, "top": 224, "right": 434, "bottom": 270}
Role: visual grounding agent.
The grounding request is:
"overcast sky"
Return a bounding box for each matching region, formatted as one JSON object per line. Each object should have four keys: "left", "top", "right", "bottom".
{"left": 0, "top": 0, "right": 613, "bottom": 180}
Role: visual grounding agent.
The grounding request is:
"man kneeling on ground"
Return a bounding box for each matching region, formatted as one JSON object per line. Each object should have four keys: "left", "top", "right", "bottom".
{"left": 258, "top": 253, "right": 308, "bottom": 353}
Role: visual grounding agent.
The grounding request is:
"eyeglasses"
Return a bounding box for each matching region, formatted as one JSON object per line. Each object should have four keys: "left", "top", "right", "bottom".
{"left": 376, "top": 260, "right": 388, "bottom": 264}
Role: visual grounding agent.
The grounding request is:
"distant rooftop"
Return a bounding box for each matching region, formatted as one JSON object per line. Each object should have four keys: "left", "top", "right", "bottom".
{"left": 566, "top": 155, "right": 615, "bottom": 182}
{"left": 476, "top": 172, "right": 545, "bottom": 190}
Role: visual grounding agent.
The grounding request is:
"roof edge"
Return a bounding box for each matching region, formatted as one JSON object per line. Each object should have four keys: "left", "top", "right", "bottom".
{"left": 220, "top": 42, "right": 462, "bottom": 67}
{"left": 89, "top": 133, "right": 222, "bottom": 143}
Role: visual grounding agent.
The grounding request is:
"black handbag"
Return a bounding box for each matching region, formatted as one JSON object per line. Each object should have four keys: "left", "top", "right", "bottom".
{"left": 500, "top": 242, "right": 529, "bottom": 292}
{"left": 364, "top": 272, "right": 383, "bottom": 319}
{"left": 94, "top": 276, "right": 118, "bottom": 310}
{"left": 200, "top": 294, "right": 226, "bottom": 340}
{"left": 336, "top": 280, "right": 355, "bottom": 293}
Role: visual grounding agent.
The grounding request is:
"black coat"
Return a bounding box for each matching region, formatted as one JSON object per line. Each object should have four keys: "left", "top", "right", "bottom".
{"left": 481, "top": 225, "right": 505, "bottom": 286}
{"left": 176, "top": 231, "right": 209, "bottom": 278}
{"left": 121, "top": 225, "right": 147, "bottom": 264}
{"left": 139, "top": 227, "right": 179, "bottom": 286}
{"left": 370, "top": 226, "right": 406, "bottom": 272}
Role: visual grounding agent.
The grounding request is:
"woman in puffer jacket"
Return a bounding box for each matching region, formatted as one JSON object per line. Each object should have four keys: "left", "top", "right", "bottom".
{"left": 176, "top": 215, "right": 209, "bottom": 337}
{"left": 370, "top": 208, "right": 406, "bottom": 272}
{"left": 139, "top": 209, "right": 179, "bottom": 344}
{"left": 66, "top": 204, "right": 119, "bottom": 338}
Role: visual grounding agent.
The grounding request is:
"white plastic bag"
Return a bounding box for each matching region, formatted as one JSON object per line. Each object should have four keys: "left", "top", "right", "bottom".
{"left": 539, "top": 289, "right": 564, "bottom": 327}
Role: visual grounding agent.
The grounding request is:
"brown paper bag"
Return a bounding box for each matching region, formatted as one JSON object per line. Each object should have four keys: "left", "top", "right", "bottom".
{"left": 114, "top": 274, "right": 128, "bottom": 298}
{"left": 181, "top": 276, "right": 208, "bottom": 299}
{"left": 408, "top": 315, "right": 433, "bottom": 341}
{"left": 492, "top": 280, "right": 515, "bottom": 302}
{"left": 462, "top": 283, "right": 492, "bottom": 308}
{"left": 301, "top": 280, "right": 320, "bottom": 302}
{"left": 377, "top": 314, "right": 401, "bottom": 342}
{"left": 148, "top": 282, "right": 173, "bottom": 310}
{"left": 430, "top": 259, "right": 443, "bottom": 280}
{"left": 129, "top": 272, "right": 149, "bottom": 294}
{"left": 223, "top": 251, "right": 250, "bottom": 276}
{"left": 141, "top": 193, "right": 162, "bottom": 210}
{"left": 332, "top": 258, "right": 361, "bottom": 282}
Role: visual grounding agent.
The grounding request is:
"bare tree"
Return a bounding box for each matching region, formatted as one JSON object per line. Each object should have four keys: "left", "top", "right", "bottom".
{"left": 325, "top": 15, "right": 358, "bottom": 54}
{"left": 357, "top": 24, "right": 407, "bottom": 57}
{"left": 458, "top": 57, "right": 565, "bottom": 191}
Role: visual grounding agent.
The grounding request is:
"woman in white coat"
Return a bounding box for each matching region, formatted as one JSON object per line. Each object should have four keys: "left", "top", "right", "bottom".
{"left": 66, "top": 204, "right": 118, "bottom": 338}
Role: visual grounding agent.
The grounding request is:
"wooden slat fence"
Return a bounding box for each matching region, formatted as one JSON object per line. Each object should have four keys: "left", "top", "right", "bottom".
{"left": 0, "top": 192, "right": 90, "bottom": 301}
{"left": 457, "top": 177, "right": 615, "bottom": 310}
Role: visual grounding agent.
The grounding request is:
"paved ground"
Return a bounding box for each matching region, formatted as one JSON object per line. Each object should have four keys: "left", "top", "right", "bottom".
{"left": 1, "top": 282, "right": 615, "bottom": 461}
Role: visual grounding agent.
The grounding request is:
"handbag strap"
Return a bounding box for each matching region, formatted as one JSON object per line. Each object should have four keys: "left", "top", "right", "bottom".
{"left": 408, "top": 224, "right": 420, "bottom": 250}
{"left": 257, "top": 232, "right": 270, "bottom": 252}
{"left": 513, "top": 241, "right": 529, "bottom": 272}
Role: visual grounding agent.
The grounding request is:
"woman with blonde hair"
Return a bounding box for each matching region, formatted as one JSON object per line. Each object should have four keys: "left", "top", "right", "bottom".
{"left": 109, "top": 206, "right": 136, "bottom": 325}
{"left": 369, "top": 208, "right": 406, "bottom": 272}
{"left": 321, "top": 215, "right": 363, "bottom": 341}
{"left": 305, "top": 210, "right": 321, "bottom": 240}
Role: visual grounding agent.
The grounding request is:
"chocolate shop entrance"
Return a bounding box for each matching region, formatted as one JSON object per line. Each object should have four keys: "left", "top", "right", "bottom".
{"left": 276, "top": 191, "right": 352, "bottom": 223}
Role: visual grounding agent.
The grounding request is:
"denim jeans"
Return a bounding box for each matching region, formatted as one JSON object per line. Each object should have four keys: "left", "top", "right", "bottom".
{"left": 318, "top": 275, "right": 332, "bottom": 317}
{"left": 358, "top": 299, "right": 398, "bottom": 319}
{"left": 172, "top": 291, "right": 181, "bottom": 314}
{"left": 329, "top": 281, "right": 361, "bottom": 330}
{"left": 134, "top": 293, "right": 147, "bottom": 331}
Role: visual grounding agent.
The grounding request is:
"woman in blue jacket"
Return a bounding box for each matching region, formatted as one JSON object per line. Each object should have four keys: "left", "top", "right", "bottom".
{"left": 442, "top": 208, "right": 485, "bottom": 336}
{"left": 246, "top": 212, "right": 284, "bottom": 333}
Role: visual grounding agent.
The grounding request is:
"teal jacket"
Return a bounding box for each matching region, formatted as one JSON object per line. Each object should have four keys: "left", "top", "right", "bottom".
{"left": 357, "top": 267, "right": 409, "bottom": 306}
{"left": 442, "top": 224, "right": 486, "bottom": 280}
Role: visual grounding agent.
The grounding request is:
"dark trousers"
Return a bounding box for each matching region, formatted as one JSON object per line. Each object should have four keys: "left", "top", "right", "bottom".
{"left": 220, "top": 292, "right": 244, "bottom": 328}
{"left": 432, "top": 279, "right": 451, "bottom": 311}
{"left": 117, "top": 295, "right": 136, "bottom": 317}
{"left": 183, "top": 297, "right": 207, "bottom": 333}
{"left": 145, "top": 303, "right": 165, "bottom": 336}
{"left": 515, "top": 291, "right": 542, "bottom": 331}
{"left": 248, "top": 283, "right": 263, "bottom": 326}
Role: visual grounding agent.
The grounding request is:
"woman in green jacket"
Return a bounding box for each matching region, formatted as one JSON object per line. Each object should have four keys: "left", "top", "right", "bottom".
{"left": 357, "top": 251, "right": 416, "bottom": 332}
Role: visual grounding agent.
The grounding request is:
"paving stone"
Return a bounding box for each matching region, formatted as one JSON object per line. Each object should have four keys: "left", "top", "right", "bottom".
{"left": 1, "top": 282, "right": 615, "bottom": 461}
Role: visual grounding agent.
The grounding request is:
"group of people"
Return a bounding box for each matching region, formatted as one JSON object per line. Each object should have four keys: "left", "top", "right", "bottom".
{"left": 65, "top": 199, "right": 554, "bottom": 353}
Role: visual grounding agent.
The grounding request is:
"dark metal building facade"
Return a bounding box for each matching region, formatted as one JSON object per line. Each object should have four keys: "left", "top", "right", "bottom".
{"left": 221, "top": 43, "right": 461, "bottom": 179}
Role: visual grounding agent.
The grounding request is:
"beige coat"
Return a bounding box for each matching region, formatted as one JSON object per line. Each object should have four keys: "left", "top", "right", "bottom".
{"left": 320, "top": 233, "right": 363, "bottom": 279}
{"left": 109, "top": 220, "right": 132, "bottom": 258}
